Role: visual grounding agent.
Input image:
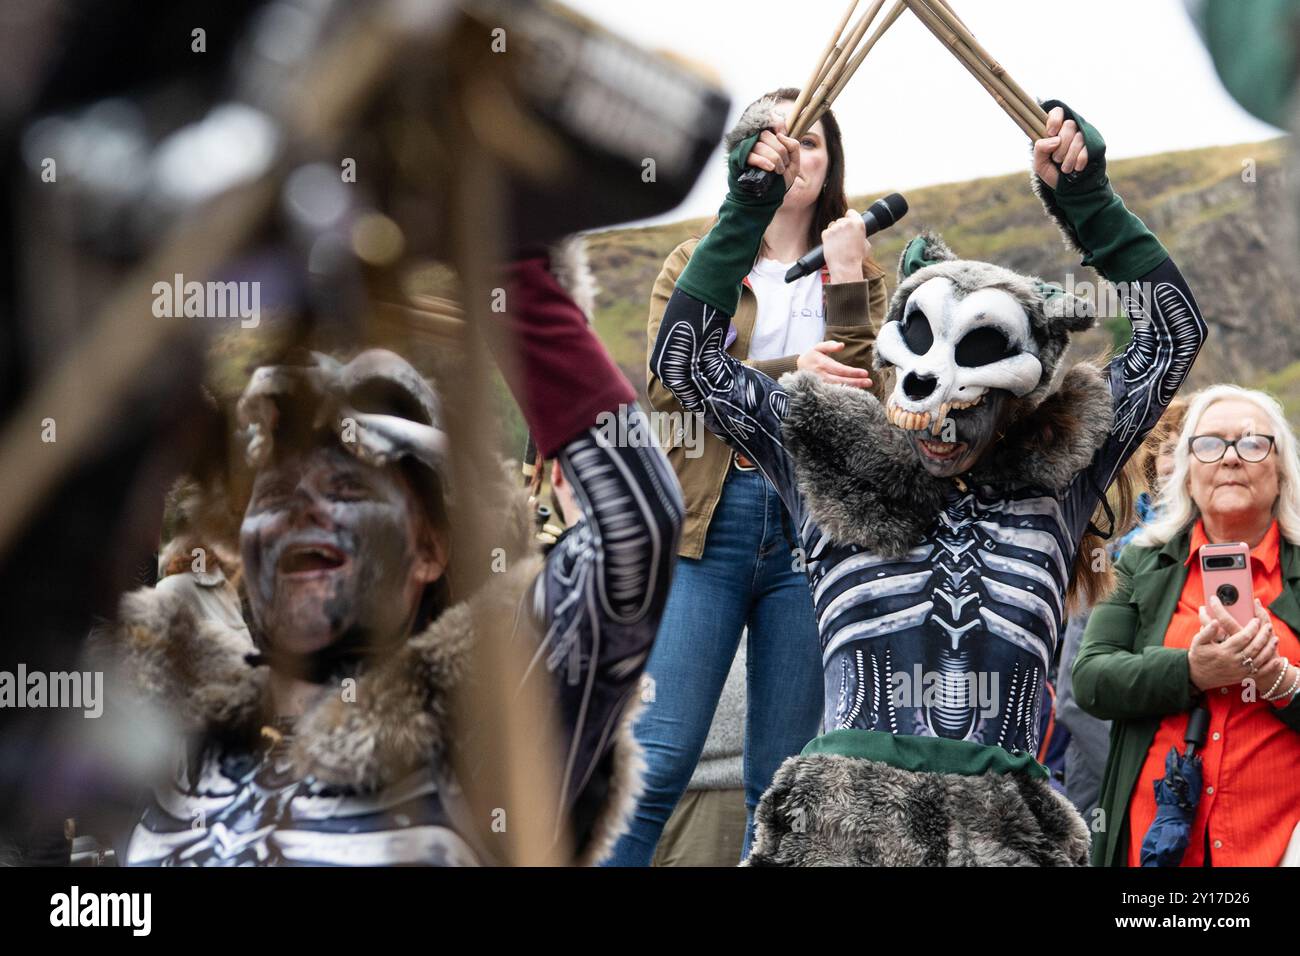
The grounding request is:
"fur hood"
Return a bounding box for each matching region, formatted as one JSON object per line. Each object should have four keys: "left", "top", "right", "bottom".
{"left": 779, "top": 363, "right": 1113, "bottom": 556}
{"left": 101, "top": 554, "right": 543, "bottom": 793}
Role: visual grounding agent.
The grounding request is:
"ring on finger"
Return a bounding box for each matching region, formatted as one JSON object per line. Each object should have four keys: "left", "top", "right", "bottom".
{"left": 1242, "top": 656, "right": 1255, "bottom": 673}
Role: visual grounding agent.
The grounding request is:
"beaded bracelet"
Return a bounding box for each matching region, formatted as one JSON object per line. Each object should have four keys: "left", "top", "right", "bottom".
{"left": 1268, "top": 665, "right": 1300, "bottom": 704}
{"left": 1274, "top": 665, "right": 1294, "bottom": 702}
{"left": 1263, "top": 657, "right": 1291, "bottom": 700}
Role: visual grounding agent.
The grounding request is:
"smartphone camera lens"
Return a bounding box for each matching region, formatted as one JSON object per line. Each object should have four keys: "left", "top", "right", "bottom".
{"left": 1216, "top": 583, "right": 1239, "bottom": 606}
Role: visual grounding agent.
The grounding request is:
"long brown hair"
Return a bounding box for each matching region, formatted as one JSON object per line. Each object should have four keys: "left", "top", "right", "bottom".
{"left": 1066, "top": 386, "right": 1189, "bottom": 612}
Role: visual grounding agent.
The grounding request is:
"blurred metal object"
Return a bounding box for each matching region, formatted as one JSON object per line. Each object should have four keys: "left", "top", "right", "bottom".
{"left": 0, "top": 0, "right": 728, "bottom": 860}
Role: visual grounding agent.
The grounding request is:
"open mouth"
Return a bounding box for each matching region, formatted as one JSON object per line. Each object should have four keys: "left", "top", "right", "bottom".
{"left": 277, "top": 543, "right": 347, "bottom": 577}
{"left": 886, "top": 395, "right": 984, "bottom": 435}
{"left": 916, "top": 438, "right": 968, "bottom": 464}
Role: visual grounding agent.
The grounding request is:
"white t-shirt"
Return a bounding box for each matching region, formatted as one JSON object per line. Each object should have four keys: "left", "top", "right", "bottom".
{"left": 745, "top": 257, "right": 825, "bottom": 362}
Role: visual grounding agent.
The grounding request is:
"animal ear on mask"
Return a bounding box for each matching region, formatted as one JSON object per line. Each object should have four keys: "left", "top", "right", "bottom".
{"left": 897, "top": 231, "right": 957, "bottom": 282}
{"left": 1037, "top": 280, "right": 1096, "bottom": 333}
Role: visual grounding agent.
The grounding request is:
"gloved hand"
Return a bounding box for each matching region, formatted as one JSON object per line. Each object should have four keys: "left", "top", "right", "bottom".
{"left": 677, "top": 114, "right": 795, "bottom": 316}
{"left": 1032, "top": 100, "right": 1168, "bottom": 284}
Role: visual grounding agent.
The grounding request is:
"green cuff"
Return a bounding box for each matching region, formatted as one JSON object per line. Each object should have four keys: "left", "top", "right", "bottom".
{"left": 1039, "top": 100, "right": 1168, "bottom": 284}
{"left": 676, "top": 132, "right": 785, "bottom": 316}
{"left": 801, "top": 728, "right": 1049, "bottom": 780}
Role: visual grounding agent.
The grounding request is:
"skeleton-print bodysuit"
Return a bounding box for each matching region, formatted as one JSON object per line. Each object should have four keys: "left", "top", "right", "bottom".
{"left": 651, "top": 257, "right": 1205, "bottom": 756}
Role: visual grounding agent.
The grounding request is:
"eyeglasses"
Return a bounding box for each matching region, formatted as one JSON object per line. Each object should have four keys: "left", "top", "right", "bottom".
{"left": 1189, "top": 434, "right": 1276, "bottom": 464}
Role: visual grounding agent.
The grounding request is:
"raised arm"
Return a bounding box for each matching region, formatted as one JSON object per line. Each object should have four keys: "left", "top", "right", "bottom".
{"left": 648, "top": 114, "right": 807, "bottom": 517}
{"left": 498, "top": 254, "right": 683, "bottom": 854}
{"left": 1033, "top": 102, "right": 1208, "bottom": 535}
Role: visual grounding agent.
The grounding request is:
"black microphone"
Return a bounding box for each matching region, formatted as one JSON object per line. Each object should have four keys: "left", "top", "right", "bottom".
{"left": 784, "top": 193, "right": 909, "bottom": 282}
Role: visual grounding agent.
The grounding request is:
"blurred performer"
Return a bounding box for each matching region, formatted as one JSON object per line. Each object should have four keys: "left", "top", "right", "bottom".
{"left": 0, "top": 0, "right": 724, "bottom": 854}
{"left": 650, "top": 99, "right": 1207, "bottom": 865}
{"left": 95, "top": 254, "right": 682, "bottom": 866}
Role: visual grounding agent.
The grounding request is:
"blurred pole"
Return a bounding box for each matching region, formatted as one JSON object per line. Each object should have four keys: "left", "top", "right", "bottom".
{"left": 440, "top": 29, "right": 570, "bottom": 866}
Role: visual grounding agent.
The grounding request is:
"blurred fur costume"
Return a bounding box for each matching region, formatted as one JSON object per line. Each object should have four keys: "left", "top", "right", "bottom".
{"left": 95, "top": 341, "right": 648, "bottom": 867}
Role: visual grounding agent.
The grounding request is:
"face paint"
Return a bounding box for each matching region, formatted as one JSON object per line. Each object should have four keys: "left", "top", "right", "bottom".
{"left": 907, "top": 389, "right": 1011, "bottom": 477}
{"left": 240, "top": 444, "right": 442, "bottom": 674}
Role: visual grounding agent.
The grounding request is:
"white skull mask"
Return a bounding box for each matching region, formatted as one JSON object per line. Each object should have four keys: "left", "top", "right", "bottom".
{"left": 875, "top": 276, "right": 1043, "bottom": 437}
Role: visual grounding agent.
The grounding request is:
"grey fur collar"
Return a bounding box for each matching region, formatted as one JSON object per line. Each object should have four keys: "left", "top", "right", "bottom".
{"left": 744, "top": 751, "right": 1090, "bottom": 866}
{"left": 548, "top": 235, "right": 599, "bottom": 319}
{"left": 104, "top": 555, "right": 544, "bottom": 792}
{"left": 779, "top": 363, "right": 1113, "bottom": 556}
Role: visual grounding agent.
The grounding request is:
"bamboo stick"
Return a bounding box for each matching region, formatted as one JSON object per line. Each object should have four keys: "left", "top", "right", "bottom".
{"left": 789, "top": 0, "right": 861, "bottom": 128}
{"left": 930, "top": 0, "right": 969, "bottom": 31}
{"left": 922, "top": 0, "right": 1046, "bottom": 125}
{"left": 794, "top": 0, "right": 887, "bottom": 135}
{"left": 952, "top": 47, "right": 1040, "bottom": 140}
{"left": 903, "top": 0, "right": 1044, "bottom": 138}
{"left": 821, "top": 0, "right": 906, "bottom": 114}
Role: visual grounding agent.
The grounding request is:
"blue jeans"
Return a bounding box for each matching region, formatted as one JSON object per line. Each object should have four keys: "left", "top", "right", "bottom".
{"left": 605, "top": 466, "right": 823, "bottom": 865}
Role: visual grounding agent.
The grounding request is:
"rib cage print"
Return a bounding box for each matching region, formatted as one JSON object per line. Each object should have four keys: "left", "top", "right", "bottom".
{"left": 810, "top": 485, "right": 1066, "bottom": 751}
{"left": 650, "top": 255, "right": 1205, "bottom": 756}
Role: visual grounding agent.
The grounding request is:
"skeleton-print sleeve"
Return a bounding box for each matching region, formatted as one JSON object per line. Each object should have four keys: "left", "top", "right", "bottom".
{"left": 649, "top": 287, "right": 804, "bottom": 519}
{"left": 527, "top": 405, "right": 683, "bottom": 837}
{"left": 1063, "top": 256, "right": 1207, "bottom": 539}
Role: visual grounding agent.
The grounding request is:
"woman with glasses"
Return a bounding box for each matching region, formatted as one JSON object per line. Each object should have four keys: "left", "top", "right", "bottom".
{"left": 1075, "top": 385, "right": 1300, "bottom": 866}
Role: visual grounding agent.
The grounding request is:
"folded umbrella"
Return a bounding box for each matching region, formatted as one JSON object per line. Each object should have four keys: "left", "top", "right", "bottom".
{"left": 1139, "top": 701, "right": 1210, "bottom": 867}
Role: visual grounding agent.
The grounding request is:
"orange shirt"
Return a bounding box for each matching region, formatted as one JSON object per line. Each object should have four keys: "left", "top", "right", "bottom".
{"left": 1127, "top": 520, "right": 1300, "bottom": 866}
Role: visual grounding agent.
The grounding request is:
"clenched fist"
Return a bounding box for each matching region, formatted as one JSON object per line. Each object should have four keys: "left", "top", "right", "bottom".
{"left": 1033, "top": 105, "right": 1089, "bottom": 189}
{"left": 745, "top": 114, "right": 802, "bottom": 192}
{"left": 822, "top": 210, "right": 870, "bottom": 284}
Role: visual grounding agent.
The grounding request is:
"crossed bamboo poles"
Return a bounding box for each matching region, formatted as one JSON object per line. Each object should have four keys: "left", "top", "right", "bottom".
{"left": 787, "top": 0, "right": 1048, "bottom": 141}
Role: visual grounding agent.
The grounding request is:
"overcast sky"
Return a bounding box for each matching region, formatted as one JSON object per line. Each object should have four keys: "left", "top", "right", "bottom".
{"left": 561, "top": 0, "right": 1281, "bottom": 225}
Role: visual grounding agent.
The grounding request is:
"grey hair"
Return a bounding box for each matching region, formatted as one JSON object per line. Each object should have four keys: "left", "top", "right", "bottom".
{"left": 1134, "top": 384, "right": 1300, "bottom": 548}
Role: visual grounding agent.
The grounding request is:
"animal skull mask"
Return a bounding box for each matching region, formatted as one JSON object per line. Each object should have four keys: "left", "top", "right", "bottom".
{"left": 876, "top": 277, "right": 1044, "bottom": 436}
{"left": 873, "top": 233, "right": 1096, "bottom": 474}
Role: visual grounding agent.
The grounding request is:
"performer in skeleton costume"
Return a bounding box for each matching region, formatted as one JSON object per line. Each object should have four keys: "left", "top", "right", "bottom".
{"left": 97, "top": 251, "right": 683, "bottom": 866}
{"left": 650, "top": 99, "right": 1207, "bottom": 865}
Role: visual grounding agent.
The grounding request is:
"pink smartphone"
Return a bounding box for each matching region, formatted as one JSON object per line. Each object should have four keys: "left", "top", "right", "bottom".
{"left": 1201, "top": 542, "right": 1255, "bottom": 629}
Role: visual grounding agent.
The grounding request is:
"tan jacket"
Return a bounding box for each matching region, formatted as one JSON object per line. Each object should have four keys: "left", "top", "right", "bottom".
{"left": 646, "top": 237, "right": 889, "bottom": 558}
